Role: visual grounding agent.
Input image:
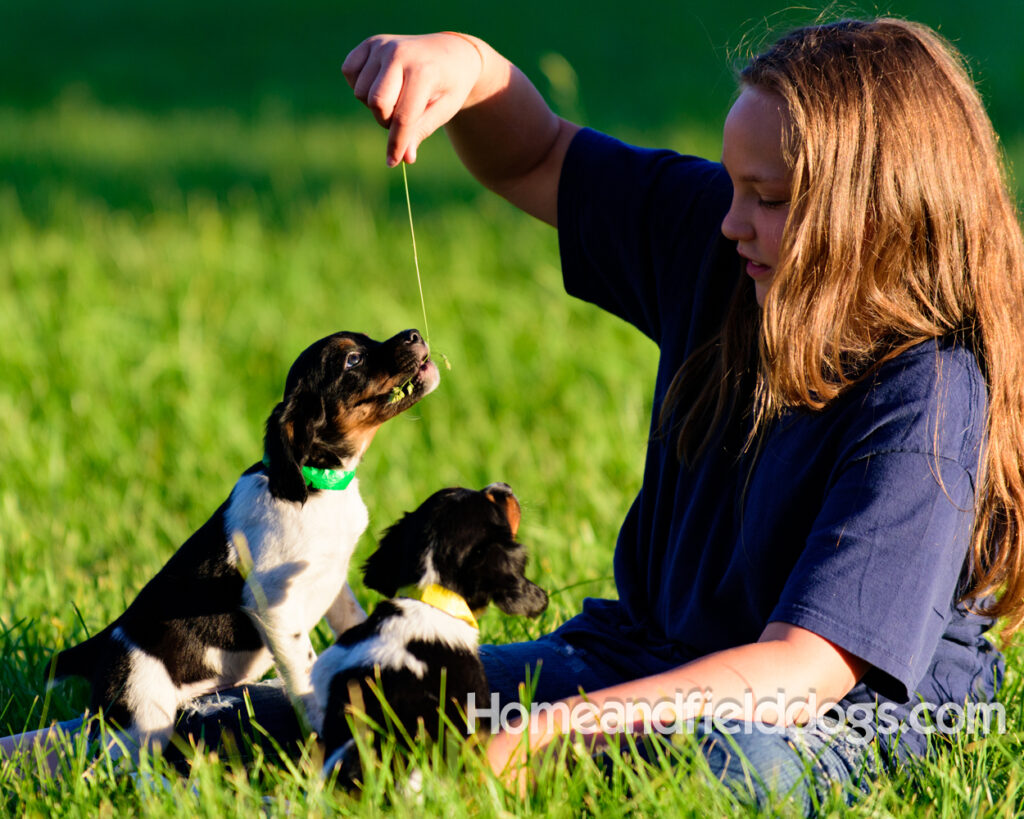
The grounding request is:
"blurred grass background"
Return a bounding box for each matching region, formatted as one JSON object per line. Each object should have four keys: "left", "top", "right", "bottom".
{"left": 4, "top": 0, "right": 1024, "bottom": 218}
{"left": 2, "top": 0, "right": 1023, "bottom": 814}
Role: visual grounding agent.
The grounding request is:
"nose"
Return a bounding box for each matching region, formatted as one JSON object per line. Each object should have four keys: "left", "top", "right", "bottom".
{"left": 402, "top": 329, "right": 423, "bottom": 346}
{"left": 720, "top": 195, "right": 753, "bottom": 243}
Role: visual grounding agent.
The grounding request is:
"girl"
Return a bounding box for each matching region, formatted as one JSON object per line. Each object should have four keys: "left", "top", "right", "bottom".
{"left": 339, "top": 17, "right": 1024, "bottom": 811}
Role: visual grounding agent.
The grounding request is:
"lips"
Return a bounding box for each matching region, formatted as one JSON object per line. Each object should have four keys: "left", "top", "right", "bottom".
{"left": 413, "top": 356, "right": 434, "bottom": 381}
{"left": 413, "top": 357, "right": 441, "bottom": 395}
{"left": 740, "top": 254, "right": 772, "bottom": 280}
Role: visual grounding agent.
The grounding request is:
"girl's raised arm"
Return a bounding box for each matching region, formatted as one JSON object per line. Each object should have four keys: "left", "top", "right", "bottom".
{"left": 343, "top": 33, "right": 579, "bottom": 226}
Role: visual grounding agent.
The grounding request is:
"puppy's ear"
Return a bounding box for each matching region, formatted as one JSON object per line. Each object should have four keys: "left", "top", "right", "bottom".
{"left": 264, "top": 401, "right": 307, "bottom": 503}
{"left": 263, "top": 392, "right": 326, "bottom": 503}
{"left": 362, "top": 516, "right": 420, "bottom": 598}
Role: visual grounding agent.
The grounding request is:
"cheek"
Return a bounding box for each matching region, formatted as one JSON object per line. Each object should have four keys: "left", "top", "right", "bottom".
{"left": 762, "top": 211, "right": 788, "bottom": 266}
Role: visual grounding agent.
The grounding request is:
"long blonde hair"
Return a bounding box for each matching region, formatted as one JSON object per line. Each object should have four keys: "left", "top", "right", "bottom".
{"left": 661, "top": 18, "right": 1024, "bottom": 634}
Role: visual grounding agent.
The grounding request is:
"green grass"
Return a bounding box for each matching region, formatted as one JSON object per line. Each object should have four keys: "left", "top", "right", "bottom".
{"left": 3, "top": 0, "right": 1024, "bottom": 814}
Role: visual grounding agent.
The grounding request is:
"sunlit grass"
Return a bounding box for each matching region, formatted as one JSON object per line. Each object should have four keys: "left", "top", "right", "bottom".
{"left": 0, "top": 96, "right": 657, "bottom": 692}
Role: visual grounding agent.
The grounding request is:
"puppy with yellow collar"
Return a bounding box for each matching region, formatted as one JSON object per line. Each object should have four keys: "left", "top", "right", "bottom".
{"left": 311, "top": 484, "right": 548, "bottom": 783}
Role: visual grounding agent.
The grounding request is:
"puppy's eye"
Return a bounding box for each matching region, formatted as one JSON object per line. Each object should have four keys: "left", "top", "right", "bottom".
{"left": 344, "top": 352, "right": 364, "bottom": 370}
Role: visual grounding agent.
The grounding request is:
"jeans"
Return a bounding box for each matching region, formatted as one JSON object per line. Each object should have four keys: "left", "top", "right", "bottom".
{"left": 480, "top": 634, "right": 875, "bottom": 816}
{"left": 54, "top": 634, "right": 875, "bottom": 815}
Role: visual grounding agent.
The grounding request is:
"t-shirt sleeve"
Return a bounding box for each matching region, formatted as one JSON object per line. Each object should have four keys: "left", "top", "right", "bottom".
{"left": 769, "top": 350, "right": 986, "bottom": 702}
{"left": 557, "top": 128, "right": 732, "bottom": 344}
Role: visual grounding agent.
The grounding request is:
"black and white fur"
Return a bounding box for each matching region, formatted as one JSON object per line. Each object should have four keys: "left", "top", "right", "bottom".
{"left": 312, "top": 483, "right": 548, "bottom": 783}
{"left": 50, "top": 329, "right": 440, "bottom": 752}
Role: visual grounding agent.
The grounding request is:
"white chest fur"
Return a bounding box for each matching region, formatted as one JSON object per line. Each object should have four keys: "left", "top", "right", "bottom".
{"left": 224, "top": 471, "right": 368, "bottom": 632}
{"left": 312, "top": 599, "right": 480, "bottom": 714}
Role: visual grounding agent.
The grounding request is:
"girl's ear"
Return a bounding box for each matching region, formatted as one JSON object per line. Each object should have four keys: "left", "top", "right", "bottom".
{"left": 263, "top": 392, "right": 326, "bottom": 503}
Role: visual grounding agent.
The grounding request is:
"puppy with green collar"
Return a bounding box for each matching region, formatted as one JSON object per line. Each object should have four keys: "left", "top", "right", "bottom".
{"left": 50, "top": 329, "right": 439, "bottom": 754}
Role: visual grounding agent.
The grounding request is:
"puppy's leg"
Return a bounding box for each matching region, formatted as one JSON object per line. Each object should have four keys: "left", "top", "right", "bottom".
{"left": 90, "top": 629, "right": 178, "bottom": 760}
{"left": 85, "top": 644, "right": 178, "bottom": 770}
{"left": 324, "top": 582, "right": 367, "bottom": 636}
{"left": 251, "top": 614, "right": 324, "bottom": 733}
{"left": 120, "top": 647, "right": 180, "bottom": 753}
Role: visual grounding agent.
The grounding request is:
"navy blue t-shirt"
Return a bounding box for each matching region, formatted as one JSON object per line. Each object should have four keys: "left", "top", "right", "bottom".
{"left": 552, "top": 128, "right": 1003, "bottom": 758}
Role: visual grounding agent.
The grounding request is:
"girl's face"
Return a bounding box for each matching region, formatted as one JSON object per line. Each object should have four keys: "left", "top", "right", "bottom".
{"left": 720, "top": 87, "right": 792, "bottom": 306}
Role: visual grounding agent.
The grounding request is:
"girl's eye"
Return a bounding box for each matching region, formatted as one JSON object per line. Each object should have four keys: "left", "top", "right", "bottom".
{"left": 759, "top": 198, "right": 789, "bottom": 209}
{"left": 344, "top": 352, "right": 364, "bottom": 370}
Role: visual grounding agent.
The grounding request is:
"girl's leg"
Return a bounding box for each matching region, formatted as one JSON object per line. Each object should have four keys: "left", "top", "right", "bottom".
{"left": 614, "top": 719, "right": 875, "bottom": 817}
{"left": 0, "top": 719, "right": 84, "bottom": 775}
{"left": 481, "top": 638, "right": 875, "bottom": 816}
{"left": 479, "top": 634, "right": 632, "bottom": 710}
{"left": 1, "top": 684, "right": 304, "bottom": 776}
{"left": 169, "top": 680, "right": 303, "bottom": 769}
{"left": 695, "top": 719, "right": 875, "bottom": 815}
{"left": 161, "top": 636, "right": 622, "bottom": 762}
{"left": 6, "top": 632, "right": 597, "bottom": 774}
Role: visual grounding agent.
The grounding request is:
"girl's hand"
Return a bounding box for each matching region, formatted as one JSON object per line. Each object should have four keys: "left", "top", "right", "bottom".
{"left": 343, "top": 33, "right": 485, "bottom": 168}
{"left": 486, "top": 729, "right": 532, "bottom": 794}
{"left": 345, "top": 32, "right": 573, "bottom": 226}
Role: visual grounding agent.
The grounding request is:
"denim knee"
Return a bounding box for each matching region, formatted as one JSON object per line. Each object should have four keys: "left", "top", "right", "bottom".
{"left": 696, "top": 720, "right": 875, "bottom": 816}
{"left": 479, "top": 635, "right": 628, "bottom": 708}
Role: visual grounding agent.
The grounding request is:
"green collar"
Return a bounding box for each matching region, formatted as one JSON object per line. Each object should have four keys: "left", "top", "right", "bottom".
{"left": 396, "top": 583, "right": 482, "bottom": 630}
{"left": 262, "top": 454, "right": 357, "bottom": 491}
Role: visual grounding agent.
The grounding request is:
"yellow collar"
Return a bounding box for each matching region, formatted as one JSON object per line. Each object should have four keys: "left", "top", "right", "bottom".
{"left": 396, "top": 583, "right": 481, "bottom": 630}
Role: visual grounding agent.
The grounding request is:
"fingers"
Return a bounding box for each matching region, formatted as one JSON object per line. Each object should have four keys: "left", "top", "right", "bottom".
{"left": 387, "top": 69, "right": 437, "bottom": 166}
{"left": 362, "top": 59, "right": 406, "bottom": 130}
{"left": 345, "top": 37, "right": 394, "bottom": 126}
{"left": 346, "top": 37, "right": 423, "bottom": 151}
{"left": 350, "top": 49, "right": 383, "bottom": 103}
{"left": 343, "top": 34, "right": 481, "bottom": 166}
{"left": 341, "top": 40, "right": 371, "bottom": 88}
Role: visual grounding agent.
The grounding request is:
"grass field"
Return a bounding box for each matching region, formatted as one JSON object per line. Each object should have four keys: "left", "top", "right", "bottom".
{"left": 2, "top": 0, "right": 1024, "bottom": 814}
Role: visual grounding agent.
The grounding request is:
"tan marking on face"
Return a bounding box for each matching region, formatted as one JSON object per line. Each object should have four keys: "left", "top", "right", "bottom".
{"left": 486, "top": 490, "right": 521, "bottom": 537}
{"left": 323, "top": 335, "right": 427, "bottom": 458}
{"left": 342, "top": 423, "right": 379, "bottom": 461}
{"left": 329, "top": 402, "right": 382, "bottom": 461}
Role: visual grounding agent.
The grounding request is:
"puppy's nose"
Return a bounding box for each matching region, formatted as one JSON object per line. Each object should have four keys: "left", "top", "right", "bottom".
{"left": 402, "top": 330, "right": 423, "bottom": 346}
{"left": 484, "top": 482, "right": 514, "bottom": 497}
